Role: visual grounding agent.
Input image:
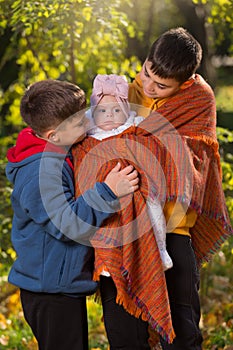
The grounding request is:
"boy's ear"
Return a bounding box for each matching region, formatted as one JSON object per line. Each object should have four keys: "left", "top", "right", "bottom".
{"left": 46, "top": 130, "right": 59, "bottom": 143}
{"left": 179, "top": 77, "right": 195, "bottom": 90}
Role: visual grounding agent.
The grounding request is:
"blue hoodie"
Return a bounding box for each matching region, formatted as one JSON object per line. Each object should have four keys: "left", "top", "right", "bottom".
{"left": 6, "top": 128, "right": 119, "bottom": 295}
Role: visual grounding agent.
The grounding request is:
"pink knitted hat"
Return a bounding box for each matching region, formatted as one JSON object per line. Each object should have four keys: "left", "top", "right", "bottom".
{"left": 90, "top": 74, "right": 130, "bottom": 118}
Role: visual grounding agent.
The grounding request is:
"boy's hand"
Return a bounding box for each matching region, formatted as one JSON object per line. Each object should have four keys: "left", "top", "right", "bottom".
{"left": 104, "top": 162, "right": 139, "bottom": 198}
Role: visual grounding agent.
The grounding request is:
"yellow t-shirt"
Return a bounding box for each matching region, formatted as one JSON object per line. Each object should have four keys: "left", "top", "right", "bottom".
{"left": 129, "top": 74, "right": 198, "bottom": 236}
{"left": 163, "top": 202, "right": 197, "bottom": 237}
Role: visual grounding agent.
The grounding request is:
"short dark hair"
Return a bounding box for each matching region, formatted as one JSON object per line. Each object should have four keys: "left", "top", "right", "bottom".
{"left": 20, "top": 79, "right": 86, "bottom": 134}
{"left": 147, "top": 27, "right": 202, "bottom": 83}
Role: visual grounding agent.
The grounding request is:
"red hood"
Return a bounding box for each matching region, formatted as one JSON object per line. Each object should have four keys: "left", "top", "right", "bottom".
{"left": 7, "top": 127, "right": 67, "bottom": 163}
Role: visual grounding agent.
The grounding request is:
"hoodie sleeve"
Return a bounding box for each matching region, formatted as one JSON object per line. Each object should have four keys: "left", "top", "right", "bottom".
{"left": 19, "top": 156, "right": 119, "bottom": 244}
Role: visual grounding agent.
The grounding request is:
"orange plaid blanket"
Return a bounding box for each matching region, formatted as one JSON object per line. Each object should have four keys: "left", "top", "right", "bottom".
{"left": 72, "top": 75, "right": 232, "bottom": 346}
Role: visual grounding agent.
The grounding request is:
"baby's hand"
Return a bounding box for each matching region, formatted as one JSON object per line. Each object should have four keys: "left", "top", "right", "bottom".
{"left": 104, "top": 162, "right": 139, "bottom": 198}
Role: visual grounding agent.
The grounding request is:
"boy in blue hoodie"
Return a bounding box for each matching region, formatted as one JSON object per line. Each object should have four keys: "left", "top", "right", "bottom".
{"left": 5, "top": 79, "right": 139, "bottom": 350}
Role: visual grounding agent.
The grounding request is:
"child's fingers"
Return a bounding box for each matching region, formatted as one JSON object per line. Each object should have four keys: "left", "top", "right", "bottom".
{"left": 128, "top": 184, "right": 139, "bottom": 193}
{"left": 132, "top": 184, "right": 139, "bottom": 191}
{"left": 126, "top": 169, "right": 138, "bottom": 180}
{"left": 110, "top": 162, "right": 121, "bottom": 173}
{"left": 129, "top": 177, "right": 139, "bottom": 186}
{"left": 119, "top": 164, "right": 134, "bottom": 175}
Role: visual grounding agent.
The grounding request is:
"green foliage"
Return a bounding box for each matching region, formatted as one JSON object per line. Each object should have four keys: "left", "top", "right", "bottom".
{"left": 0, "top": 0, "right": 141, "bottom": 132}
{"left": 216, "top": 86, "right": 233, "bottom": 113}
{"left": 87, "top": 298, "right": 108, "bottom": 349}
{"left": 200, "top": 236, "right": 233, "bottom": 349}
{"left": 0, "top": 135, "right": 17, "bottom": 272}
{"left": 216, "top": 127, "right": 233, "bottom": 225}
{"left": 200, "top": 115, "right": 233, "bottom": 348}
{"left": 0, "top": 314, "right": 36, "bottom": 349}
{"left": 193, "top": 0, "right": 233, "bottom": 53}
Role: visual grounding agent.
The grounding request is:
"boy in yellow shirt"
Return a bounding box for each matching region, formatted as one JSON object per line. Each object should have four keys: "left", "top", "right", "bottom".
{"left": 128, "top": 27, "right": 216, "bottom": 349}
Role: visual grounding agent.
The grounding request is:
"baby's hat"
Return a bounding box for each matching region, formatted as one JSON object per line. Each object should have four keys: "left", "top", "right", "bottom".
{"left": 90, "top": 74, "right": 130, "bottom": 118}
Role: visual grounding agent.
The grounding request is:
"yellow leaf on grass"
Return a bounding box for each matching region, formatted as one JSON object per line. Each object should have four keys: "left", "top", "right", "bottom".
{"left": 204, "top": 313, "right": 218, "bottom": 327}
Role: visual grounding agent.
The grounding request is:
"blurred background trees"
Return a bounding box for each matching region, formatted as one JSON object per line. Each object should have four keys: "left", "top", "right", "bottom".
{"left": 0, "top": 0, "right": 232, "bottom": 348}
{"left": 0, "top": 0, "right": 233, "bottom": 130}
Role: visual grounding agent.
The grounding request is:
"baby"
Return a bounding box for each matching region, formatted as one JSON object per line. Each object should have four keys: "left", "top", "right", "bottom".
{"left": 88, "top": 74, "right": 173, "bottom": 270}
{"left": 88, "top": 74, "right": 143, "bottom": 139}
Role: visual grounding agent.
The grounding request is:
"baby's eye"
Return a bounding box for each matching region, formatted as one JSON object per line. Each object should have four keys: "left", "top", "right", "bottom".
{"left": 114, "top": 108, "right": 121, "bottom": 113}
{"left": 99, "top": 108, "right": 106, "bottom": 113}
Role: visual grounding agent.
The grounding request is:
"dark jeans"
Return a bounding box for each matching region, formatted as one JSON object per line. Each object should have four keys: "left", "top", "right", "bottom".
{"left": 160, "top": 234, "right": 203, "bottom": 350}
{"left": 20, "top": 289, "right": 88, "bottom": 350}
{"left": 100, "top": 276, "right": 150, "bottom": 350}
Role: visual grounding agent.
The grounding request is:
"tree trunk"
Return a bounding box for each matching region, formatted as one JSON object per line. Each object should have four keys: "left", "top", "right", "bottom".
{"left": 172, "top": 0, "right": 216, "bottom": 87}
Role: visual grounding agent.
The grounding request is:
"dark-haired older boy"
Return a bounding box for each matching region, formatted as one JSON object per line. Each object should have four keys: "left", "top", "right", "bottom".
{"left": 128, "top": 27, "right": 214, "bottom": 349}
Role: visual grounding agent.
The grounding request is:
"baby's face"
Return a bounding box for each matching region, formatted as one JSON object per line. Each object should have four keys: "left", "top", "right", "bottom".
{"left": 93, "top": 95, "right": 127, "bottom": 131}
